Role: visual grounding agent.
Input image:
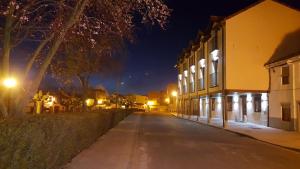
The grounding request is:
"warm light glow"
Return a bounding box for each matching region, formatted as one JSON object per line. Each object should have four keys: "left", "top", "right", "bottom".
{"left": 233, "top": 94, "right": 239, "bottom": 103}
{"left": 211, "top": 49, "right": 219, "bottom": 61}
{"left": 262, "top": 101, "right": 268, "bottom": 112}
{"left": 178, "top": 74, "right": 182, "bottom": 80}
{"left": 247, "top": 94, "right": 252, "bottom": 102}
{"left": 217, "top": 97, "right": 222, "bottom": 104}
{"left": 97, "top": 99, "right": 103, "bottom": 104}
{"left": 45, "top": 96, "right": 56, "bottom": 108}
{"left": 261, "top": 93, "right": 268, "bottom": 101}
{"left": 147, "top": 101, "right": 155, "bottom": 106}
{"left": 86, "top": 99, "right": 94, "bottom": 107}
{"left": 171, "top": 91, "right": 178, "bottom": 97}
{"left": 184, "top": 70, "right": 188, "bottom": 77}
{"left": 190, "top": 65, "right": 196, "bottom": 73}
{"left": 3, "top": 77, "right": 17, "bottom": 88}
{"left": 165, "top": 98, "right": 170, "bottom": 104}
{"left": 199, "top": 59, "right": 206, "bottom": 68}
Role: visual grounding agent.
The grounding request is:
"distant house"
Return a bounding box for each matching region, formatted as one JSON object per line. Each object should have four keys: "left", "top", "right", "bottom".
{"left": 176, "top": 0, "right": 300, "bottom": 128}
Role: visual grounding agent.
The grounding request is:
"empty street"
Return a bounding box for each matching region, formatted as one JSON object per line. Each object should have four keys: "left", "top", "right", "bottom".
{"left": 65, "top": 112, "right": 300, "bottom": 169}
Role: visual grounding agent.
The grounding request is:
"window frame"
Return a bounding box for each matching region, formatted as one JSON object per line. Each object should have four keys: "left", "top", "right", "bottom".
{"left": 281, "top": 66, "right": 289, "bottom": 85}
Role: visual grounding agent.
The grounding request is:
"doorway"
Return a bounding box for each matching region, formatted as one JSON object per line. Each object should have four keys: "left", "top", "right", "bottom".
{"left": 240, "top": 96, "right": 247, "bottom": 122}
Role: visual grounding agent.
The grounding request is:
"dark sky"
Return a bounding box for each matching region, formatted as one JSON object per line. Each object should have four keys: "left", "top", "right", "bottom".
{"left": 99, "top": 0, "right": 259, "bottom": 95}
{"left": 109, "top": 0, "right": 300, "bottom": 95}
{"left": 35, "top": 0, "right": 298, "bottom": 95}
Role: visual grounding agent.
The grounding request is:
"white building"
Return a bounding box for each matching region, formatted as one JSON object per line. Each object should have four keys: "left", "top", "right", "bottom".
{"left": 266, "top": 53, "right": 300, "bottom": 132}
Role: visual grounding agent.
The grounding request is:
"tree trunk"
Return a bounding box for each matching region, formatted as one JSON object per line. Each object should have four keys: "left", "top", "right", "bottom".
{"left": 2, "top": 8, "right": 14, "bottom": 77}
{"left": 0, "top": 9, "right": 14, "bottom": 117}
{"left": 13, "top": 0, "right": 89, "bottom": 116}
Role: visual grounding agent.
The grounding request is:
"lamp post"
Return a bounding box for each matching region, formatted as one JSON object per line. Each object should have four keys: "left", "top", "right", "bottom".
{"left": 3, "top": 77, "right": 17, "bottom": 115}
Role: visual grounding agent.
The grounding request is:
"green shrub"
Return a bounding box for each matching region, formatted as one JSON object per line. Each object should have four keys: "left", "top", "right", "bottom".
{"left": 0, "top": 109, "right": 134, "bottom": 169}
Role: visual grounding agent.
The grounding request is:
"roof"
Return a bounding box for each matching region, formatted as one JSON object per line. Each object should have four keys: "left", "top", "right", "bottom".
{"left": 225, "top": 0, "right": 300, "bottom": 20}
{"left": 265, "top": 51, "right": 300, "bottom": 66}
{"left": 265, "top": 27, "right": 300, "bottom": 65}
{"left": 176, "top": 0, "right": 300, "bottom": 65}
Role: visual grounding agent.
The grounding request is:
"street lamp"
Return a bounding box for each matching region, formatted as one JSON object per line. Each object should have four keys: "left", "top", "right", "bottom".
{"left": 171, "top": 91, "right": 178, "bottom": 97}
{"left": 3, "top": 77, "right": 17, "bottom": 115}
{"left": 3, "top": 78, "right": 17, "bottom": 88}
{"left": 171, "top": 90, "right": 178, "bottom": 113}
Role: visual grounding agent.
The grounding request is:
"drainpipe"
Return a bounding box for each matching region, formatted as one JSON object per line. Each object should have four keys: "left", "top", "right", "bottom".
{"left": 267, "top": 68, "right": 271, "bottom": 127}
{"left": 291, "top": 62, "right": 297, "bottom": 131}
{"left": 206, "top": 42, "right": 211, "bottom": 124}
{"left": 221, "top": 24, "right": 227, "bottom": 128}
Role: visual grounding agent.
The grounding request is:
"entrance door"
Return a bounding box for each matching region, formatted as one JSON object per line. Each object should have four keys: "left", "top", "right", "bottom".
{"left": 240, "top": 96, "right": 247, "bottom": 122}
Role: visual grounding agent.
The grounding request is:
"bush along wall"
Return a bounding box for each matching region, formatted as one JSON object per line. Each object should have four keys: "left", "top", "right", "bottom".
{"left": 0, "top": 109, "right": 134, "bottom": 169}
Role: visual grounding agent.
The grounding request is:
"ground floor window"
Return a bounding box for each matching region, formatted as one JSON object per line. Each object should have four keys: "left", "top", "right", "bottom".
{"left": 281, "top": 103, "right": 291, "bottom": 121}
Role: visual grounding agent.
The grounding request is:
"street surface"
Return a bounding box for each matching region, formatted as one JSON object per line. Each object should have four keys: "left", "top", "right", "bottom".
{"left": 64, "top": 112, "right": 300, "bottom": 169}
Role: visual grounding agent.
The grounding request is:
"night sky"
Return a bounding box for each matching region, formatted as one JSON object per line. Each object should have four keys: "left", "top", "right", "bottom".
{"left": 21, "top": 0, "right": 300, "bottom": 95}
{"left": 109, "top": 0, "right": 300, "bottom": 95}
{"left": 102, "top": 0, "right": 259, "bottom": 95}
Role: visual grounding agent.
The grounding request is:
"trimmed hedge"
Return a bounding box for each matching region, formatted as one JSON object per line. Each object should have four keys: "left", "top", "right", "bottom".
{"left": 0, "top": 109, "right": 134, "bottom": 169}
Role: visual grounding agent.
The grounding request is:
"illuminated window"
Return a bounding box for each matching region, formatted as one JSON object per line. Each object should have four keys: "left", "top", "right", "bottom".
{"left": 282, "top": 66, "right": 289, "bottom": 85}
{"left": 281, "top": 103, "right": 291, "bottom": 121}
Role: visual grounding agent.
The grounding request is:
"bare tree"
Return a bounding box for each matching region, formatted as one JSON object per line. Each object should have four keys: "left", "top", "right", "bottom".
{"left": 50, "top": 34, "right": 124, "bottom": 107}
{"left": 0, "top": 0, "right": 170, "bottom": 117}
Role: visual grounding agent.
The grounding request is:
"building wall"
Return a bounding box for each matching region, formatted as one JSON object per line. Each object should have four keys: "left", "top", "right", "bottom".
{"left": 225, "top": 0, "right": 300, "bottom": 91}
{"left": 269, "top": 59, "right": 300, "bottom": 131}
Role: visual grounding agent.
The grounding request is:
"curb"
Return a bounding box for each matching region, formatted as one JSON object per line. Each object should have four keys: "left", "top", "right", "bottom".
{"left": 171, "top": 114, "right": 300, "bottom": 153}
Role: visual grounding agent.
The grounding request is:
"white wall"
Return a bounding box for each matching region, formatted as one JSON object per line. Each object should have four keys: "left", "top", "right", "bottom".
{"left": 269, "top": 59, "right": 300, "bottom": 131}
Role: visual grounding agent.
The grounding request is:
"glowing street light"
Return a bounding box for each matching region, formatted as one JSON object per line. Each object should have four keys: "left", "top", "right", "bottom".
{"left": 165, "top": 98, "right": 170, "bottom": 104}
{"left": 3, "top": 77, "right": 18, "bottom": 115}
{"left": 3, "top": 77, "right": 17, "bottom": 88}
{"left": 171, "top": 91, "right": 178, "bottom": 97}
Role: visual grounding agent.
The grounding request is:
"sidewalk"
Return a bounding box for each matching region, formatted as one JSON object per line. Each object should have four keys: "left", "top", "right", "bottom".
{"left": 171, "top": 113, "right": 300, "bottom": 151}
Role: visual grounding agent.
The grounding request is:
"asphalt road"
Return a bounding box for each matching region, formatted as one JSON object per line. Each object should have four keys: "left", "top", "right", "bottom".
{"left": 64, "top": 112, "right": 300, "bottom": 169}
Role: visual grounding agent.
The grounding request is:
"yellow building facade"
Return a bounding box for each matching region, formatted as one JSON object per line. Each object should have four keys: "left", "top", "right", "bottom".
{"left": 176, "top": 0, "right": 300, "bottom": 128}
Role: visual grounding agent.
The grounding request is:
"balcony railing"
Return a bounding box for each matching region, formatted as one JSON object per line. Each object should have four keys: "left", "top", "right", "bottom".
{"left": 210, "top": 73, "right": 218, "bottom": 87}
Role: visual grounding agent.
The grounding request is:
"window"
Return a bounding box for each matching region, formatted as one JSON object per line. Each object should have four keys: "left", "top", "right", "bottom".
{"left": 254, "top": 94, "right": 261, "bottom": 112}
{"left": 211, "top": 31, "right": 218, "bottom": 51}
{"left": 199, "top": 67, "right": 205, "bottom": 90}
{"left": 211, "top": 98, "right": 216, "bottom": 111}
{"left": 281, "top": 103, "right": 291, "bottom": 121}
{"left": 227, "top": 96, "right": 233, "bottom": 111}
{"left": 189, "top": 55, "right": 195, "bottom": 66}
{"left": 210, "top": 60, "right": 218, "bottom": 87}
{"left": 282, "top": 66, "right": 289, "bottom": 85}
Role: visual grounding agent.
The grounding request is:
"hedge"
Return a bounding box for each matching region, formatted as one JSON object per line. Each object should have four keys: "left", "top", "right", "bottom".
{"left": 0, "top": 109, "right": 135, "bottom": 169}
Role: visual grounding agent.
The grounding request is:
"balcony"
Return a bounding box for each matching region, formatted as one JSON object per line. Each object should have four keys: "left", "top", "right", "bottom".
{"left": 210, "top": 73, "right": 218, "bottom": 87}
